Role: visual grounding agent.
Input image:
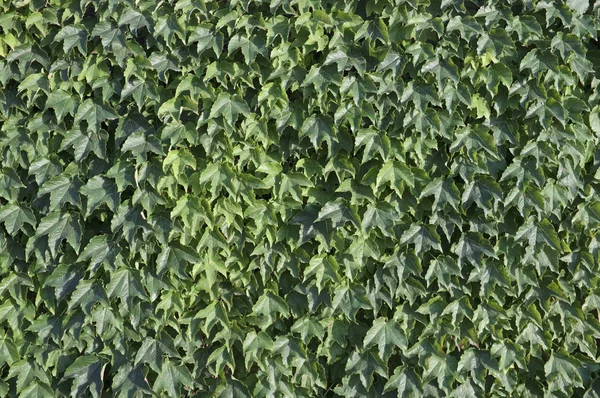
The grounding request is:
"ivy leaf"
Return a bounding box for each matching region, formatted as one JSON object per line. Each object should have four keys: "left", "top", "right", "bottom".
{"left": 316, "top": 198, "right": 360, "bottom": 229}
{"left": 516, "top": 218, "right": 561, "bottom": 251}
{"left": 566, "top": 0, "right": 589, "bottom": 15}
{"left": 375, "top": 160, "right": 415, "bottom": 194}
{"left": 209, "top": 92, "right": 250, "bottom": 127}
{"left": 0, "top": 203, "right": 36, "bottom": 235}
{"left": 345, "top": 349, "right": 387, "bottom": 389}
{"left": 38, "top": 175, "right": 80, "bottom": 211}
{"left": 355, "top": 127, "right": 390, "bottom": 163}
{"left": 242, "top": 331, "right": 274, "bottom": 368}
{"left": 106, "top": 268, "right": 148, "bottom": 304}
{"left": 363, "top": 317, "right": 408, "bottom": 360}
{"left": 545, "top": 349, "right": 583, "bottom": 389}
{"left": 134, "top": 336, "right": 178, "bottom": 373}
{"left": 122, "top": 132, "right": 163, "bottom": 159}
{"left": 520, "top": 49, "right": 558, "bottom": 74}
{"left": 111, "top": 364, "right": 152, "bottom": 397}
{"left": 19, "top": 382, "right": 55, "bottom": 398}
{"left": 420, "top": 178, "right": 461, "bottom": 211}
{"left": 7, "top": 360, "right": 51, "bottom": 394}
{"left": 399, "top": 223, "right": 442, "bottom": 255}
{"left": 77, "top": 235, "right": 118, "bottom": 272}
{"left": 67, "top": 280, "right": 107, "bottom": 314}
{"left": 73, "top": 99, "right": 118, "bottom": 133}
{"left": 384, "top": 367, "right": 422, "bottom": 395}
{"left": 80, "top": 176, "right": 119, "bottom": 217}
{"left": 157, "top": 243, "right": 201, "bottom": 279}
{"left": 251, "top": 290, "right": 289, "bottom": 326}
{"left": 63, "top": 355, "right": 104, "bottom": 398}
{"left": 453, "top": 232, "right": 497, "bottom": 266}
{"left": 45, "top": 90, "right": 76, "bottom": 123}
{"left": 54, "top": 25, "right": 87, "bottom": 55}
{"left": 361, "top": 202, "right": 397, "bottom": 238}
{"left": 461, "top": 176, "right": 502, "bottom": 214}
{"left": 153, "top": 359, "right": 194, "bottom": 397}
{"left": 33, "top": 211, "right": 82, "bottom": 256}
{"left": 118, "top": 8, "right": 150, "bottom": 34}
{"left": 60, "top": 129, "right": 108, "bottom": 161}
{"left": 303, "top": 255, "right": 341, "bottom": 292}
{"left": 332, "top": 284, "right": 371, "bottom": 321}
{"left": 299, "top": 115, "right": 334, "bottom": 150}
{"left": 91, "top": 21, "right": 125, "bottom": 48}
{"left": 228, "top": 33, "right": 267, "bottom": 64}
{"left": 121, "top": 79, "right": 159, "bottom": 110}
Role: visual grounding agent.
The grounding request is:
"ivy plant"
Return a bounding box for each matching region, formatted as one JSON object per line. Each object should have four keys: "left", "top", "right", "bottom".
{"left": 1, "top": 0, "right": 600, "bottom": 396}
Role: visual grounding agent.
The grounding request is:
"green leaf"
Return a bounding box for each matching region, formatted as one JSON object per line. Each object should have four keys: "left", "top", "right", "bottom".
{"left": 45, "top": 90, "right": 76, "bottom": 123}
{"left": 54, "top": 25, "right": 87, "bottom": 54}
{"left": 77, "top": 235, "right": 118, "bottom": 271}
{"left": 156, "top": 243, "right": 201, "bottom": 278}
{"left": 228, "top": 33, "right": 267, "bottom": 64}
{"left": 332, "top": 284, "right": 371, "bottom": 321}
{"left": 251, "top": 290, "right": 289, "bottom": 326}
{"left": 7, "top": 360, "right": 50, "bottom": 394}
{"left": 420, "top": 178, "right": 461, "bottom": 211}
{"left": 0, "top": 336, "right": 19, "bottom": 367}
{"left": 38, "top": 175, "right": 80, "bottom": 211}
{"left": 19, "top": 382, "right": 55, "bottom": 398}
{"left": 299, "top": 115, "right": 334, "bottom": 150}
{"left": 363, "top": 317, "right": 407, "bottom": 360}
{"left": 242, "top": 331, "right": 273, "bottom": 368}
{"left": 303, "top": 254, "right": 341, "bottom": 292}
{"left": 33, "top": 211, "right": 82, "bottom": 256}
{"left": 361, "top": 202, "right": 397, "bottom": 238}
{"left": 91, "top": 21, "right": 125, "bottom": 48}
{"left": 63, "top": 355, "right": 104, "bottom": 398}
{"left": 67, "top": 280, "right": 107, "bottom": 314}
{"left": 80, "top": 176, "right": 119, "bottom": 217}
{"left": 520, "top": 49, "right": 558, "bottom": 74}
{"left": 316, "top": 198, "right": 359, "bottom": 228}
{"left": 453, "top": 232, "right": 497, "bottom": 266}
{"left": 153, "top": 359, "right": 194, "bottom": 397}
{"left": 375, "top": 160, "right": 415, "bottom": 194}
{"left": 566, "top": 0, "right": 589, "bottom": 15}
{"left": 384, "top": 367, "right": 422, "bottom": 395}
{"left": 209, "top": 92, "right": 250, "bottom": 127}
{"left": 118, "top": 8, "right": 150, "bottom": 34}
{"left": 134, "top": 337, "right": 177, "bottom": 375}
{"left": 122, "top": 132, "right": 163, "bottom": 159}
{"left": 355, "top": 127, "right": 390, "bottom": 163}
{"left": 120, "top": 78, "right": 159, "bottom": 110}
{"left": 516, "top": 218, "right": 561, "bottom": 251}
{"left": 60, "top": 129, "right": 107, "bottom": 161}
{"left": 73, "top": 99, "right": 118, "bottom": 132}
{"left": 111, "top": 364, "right": 152, "bottom": 397}
{"left": 0, "top": 203, "right": 36, "bottom": 235}
{"left": 216, "top": 378, "right": 251, "bottom": 398}
{"left": 545, "top": 349, "right": 583, "bottom": 389}
{"left": 106, "top": 268, "right": 148, "bottom": 304}
{"left": 399, "top": 223, "right": 442, "bottom": 255}
{"left": 345, "top": 349, "right": 387, "bottom": 389}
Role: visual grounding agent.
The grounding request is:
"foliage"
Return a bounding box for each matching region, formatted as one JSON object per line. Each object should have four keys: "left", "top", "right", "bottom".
{"left": 1, "top": 0, "right": 600, "bottom": 396}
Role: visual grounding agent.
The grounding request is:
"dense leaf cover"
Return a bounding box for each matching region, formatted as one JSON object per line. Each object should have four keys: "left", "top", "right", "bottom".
{"left": 2, "top": 0, "right": 600, "bottom": 396}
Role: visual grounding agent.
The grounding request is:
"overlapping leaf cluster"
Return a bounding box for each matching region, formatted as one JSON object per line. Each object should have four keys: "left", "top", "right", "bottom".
{"left": 2, "top": 0, "right": 600, "bottom": 396}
